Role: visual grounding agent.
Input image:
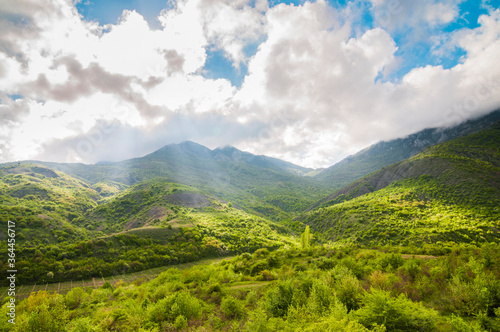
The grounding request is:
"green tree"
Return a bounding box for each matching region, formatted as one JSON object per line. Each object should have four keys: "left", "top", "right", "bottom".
{"left": 301, "top": 226, "right": 311, "bottom": 249}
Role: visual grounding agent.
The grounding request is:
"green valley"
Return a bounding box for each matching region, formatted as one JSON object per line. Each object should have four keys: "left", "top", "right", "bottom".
{"left": 1, "top": 112, "right": 500, "bottom": 331}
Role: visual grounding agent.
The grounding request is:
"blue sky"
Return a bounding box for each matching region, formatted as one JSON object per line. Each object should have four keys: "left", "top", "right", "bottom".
{"left": 76, "top": 0, "right": 500, "bottom": 86}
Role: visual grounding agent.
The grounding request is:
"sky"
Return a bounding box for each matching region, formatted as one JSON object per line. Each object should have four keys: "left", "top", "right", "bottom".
{"left": 1, "top": 0, "right": 500, "bottom": 168}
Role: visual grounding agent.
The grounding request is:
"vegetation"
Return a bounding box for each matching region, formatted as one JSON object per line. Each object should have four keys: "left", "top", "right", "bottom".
{"left": 2, "top": 244, "right": 500, "bottom": 331}
{"left": 304, "top": 122, "right": 500, "bottom": 246}
{"left": 0, "top": 206, "right": 290, "bottom": 285}
{"left": 1, "top": 114, "right": 500, "bottom": 330}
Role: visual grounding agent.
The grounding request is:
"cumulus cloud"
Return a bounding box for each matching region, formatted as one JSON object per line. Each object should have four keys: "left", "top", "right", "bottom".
{"left": 233, "top": 2, "right": 500, "bottom": 167}
{"left": 199, "top": 0, "right": 268, "bottom": 68}
{"left": 0, "top": 0, "right": 500, "bottom": 168}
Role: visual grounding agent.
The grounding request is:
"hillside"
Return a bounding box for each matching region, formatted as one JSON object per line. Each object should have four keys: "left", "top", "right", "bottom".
{"left": 304, "top": 121, "right": 500, "bottom": 245}
{"left": 33, "top": 141, "right": 327, "bottom": 218}
{"left": 313, "top": 110, "right": 500, "bottom": 190}
{"left": 0, "top": 163, "right": 101, "bottom": 244}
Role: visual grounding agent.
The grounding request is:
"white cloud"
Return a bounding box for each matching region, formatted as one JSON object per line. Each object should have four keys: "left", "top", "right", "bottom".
{"left": 0, "top": 0, "right": 500, "bottom": 168}
{"left": 200, "top": 0, "right": 268, "bottom": 68}
{"left": 370, "top": 0, "right": 462, "bottom": 30}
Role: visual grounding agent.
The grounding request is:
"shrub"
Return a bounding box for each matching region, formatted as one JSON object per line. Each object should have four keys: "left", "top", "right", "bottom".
{"left": 447, "top": 314, "right": 486, "bottom": 332}
{"left": 148, "top": 291, "right": 202, "bottom": 324}
{"left": 152, "top": 285, "right": 170, "bottom": 302}
{"left": 354, "top": 289, "right": 438, "bottom": 332}
{"left": 379, "top": 253, "right": 405, "bottom": 271}
{"left": 335, "top": 274, "right": 363, "bottom": 311}
{"left": 449, "top": 272, "right": 500, "bottom": 316}
{"left": 101, "top": 281, "right": 113, "bottom": 290}
{"left": 244, "top": 308, "right": 273, "bottom": 332}
{"left": 174, "top": 315, "right": 188, "bottom": 330}
{"left": 65, "top": 287, "right": 87, "bottom": 310}
{"left": 266, "top": 279, "right": 295, "bottom": 317}
{"left": 66, "top": 317, "right": 97, "bottom": 332}
{"left": 221, "top": 296, "right": 246, "bottom": 319}
{"left": 21, "top": 294, "right": 68, "bottom": 332}
{"left": 308, "top": 280, "right": 334, "bottom": 315}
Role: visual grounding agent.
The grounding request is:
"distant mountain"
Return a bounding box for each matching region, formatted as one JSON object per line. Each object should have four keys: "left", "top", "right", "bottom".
{"left": 3, "top": 142, "right": 328, "bottom": 220}
{"left": 212, "top": 145, "right": 314, "bottom": 176}
{"left": 304, "top": 120, "right": 500, "bottom": 245}
{"left": 313, "top": 110, "right": 500, "bottom": 190}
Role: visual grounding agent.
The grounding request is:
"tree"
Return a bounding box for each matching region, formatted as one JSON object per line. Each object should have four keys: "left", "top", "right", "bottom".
{"left": 301, "top": 226, "right": 311, "bottom": 249}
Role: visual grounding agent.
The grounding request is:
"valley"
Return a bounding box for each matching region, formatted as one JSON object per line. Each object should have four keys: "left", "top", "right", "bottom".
{"left": 1, "top": 111, "right": 500, "bottom": 331}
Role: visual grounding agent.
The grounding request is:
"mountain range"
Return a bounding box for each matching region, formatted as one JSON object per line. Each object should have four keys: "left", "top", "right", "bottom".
{"left": 1, "top": 109, "right": 499, "bottom": 284}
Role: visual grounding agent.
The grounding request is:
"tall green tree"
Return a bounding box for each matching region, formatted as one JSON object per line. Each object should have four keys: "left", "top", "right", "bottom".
{"left": 301, "top": 226, "right": 310, "bottom": 249}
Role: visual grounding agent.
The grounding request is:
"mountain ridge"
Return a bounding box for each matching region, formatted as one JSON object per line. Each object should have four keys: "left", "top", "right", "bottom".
{"left": 303, "top": 120, "right": 500, "bottom": 245}
{"left": 313, "top": 109, "right": 500, "bottom": 189}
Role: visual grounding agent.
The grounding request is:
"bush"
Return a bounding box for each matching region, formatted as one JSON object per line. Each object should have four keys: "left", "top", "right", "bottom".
{"left": 66, "top": 317, "right": 97, "bottom": 332}
{"left": 266, "top": 279, "right": 295, "bottom": 317}
{"left": 447, "top": 314, "right": 486, "bottom": 332}
{"left": 65, "top": 287, "right": 87, "bottom": 310}
{"left": 308, "top": 280, "right": 334, "bottom": 315}
{"left": 148, "top": 291, "right": 202, "bottom": 324}
{"left": 335, "top": 274, "right": 363, "bottom": 311}
{"left": 379, "top": 254, "right": 405, "bottom": 271}
{"left": 221, "top": 296, "right": 246, "bottom": 319}
{"left": 174, "top": 315, "right": 188, "bottom": 330}
{"left": 245, "top": 308, "right": 273, "bottom": 332}
{"left": 354, "top": 289, "right": 438, "bottom": 332}
{"left": 450, "top": 271, "right": 500, "bottom": 316}
{"left": 22, "top": 294, "right": 68, "bottom": 332}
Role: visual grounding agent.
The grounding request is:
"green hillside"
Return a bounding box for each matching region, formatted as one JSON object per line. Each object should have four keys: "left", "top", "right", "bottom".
{"left": 0, "top": 205, "right": 292, "bottom": 285}
{"left": 313, "top": 110, "right": 500, "bottom": 190}
{"left": 304, "top": 121, "right": 500, "bottom": 246}
{"left": 0, "top": 163, "right": 100, "bottom": 244}
{"left": 76, "top": 179, "right": 222, "bottom": 234}
{"left": 37, "top": 142, "right": 328, "bottom": 219}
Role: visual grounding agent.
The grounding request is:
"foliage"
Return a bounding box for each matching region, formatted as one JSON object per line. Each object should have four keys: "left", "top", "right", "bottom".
{"left": 3, "top": 244, "right": 500, "bottom": 331}
{"left": 354, "top": 288, "right": 438, "bottom": 331}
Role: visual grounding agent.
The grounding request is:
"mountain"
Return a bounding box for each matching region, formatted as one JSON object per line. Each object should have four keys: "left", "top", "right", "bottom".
{"left": 211, "top": 145, "right": 314, "bottom": 175}
{"left": 26, "top": 141, "right": 328, "bottom": 219}
{"left": 303, "top": 120, "right": 500, "bottom": 246}
{"left": 313, "top": 110, "right": 500, "bottom": 190}
{"left": 2, "top": 115, "right": 500, "bottom": 288}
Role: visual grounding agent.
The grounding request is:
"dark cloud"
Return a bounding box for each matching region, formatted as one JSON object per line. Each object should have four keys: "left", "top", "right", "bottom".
{"left": 164, "top": 49, "right": 185, "bottom": 75}
{"left": 0, "top": 60, "right": 5, "bottom": 79}
{"left": 0, "top": 0, "right": 65, "bottom": 68}
{"left": 20, "top": 56, "right": 165, "bottom": 118}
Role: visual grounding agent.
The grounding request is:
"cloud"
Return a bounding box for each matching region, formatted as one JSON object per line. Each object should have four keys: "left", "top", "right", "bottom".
{"left": 369, "top": 0, "right": 463, "bottom": 31}
{"left": 34, "top": 111, "right": 267, "bottom": 164}
{"left": 0, "top": 94, "right": 30, "bottom": 122}
{"left": 232, "top": 2, "right": 500, "bottom": 167}
{"left": 199, "top": 0, "right": 268, "bottom": 68}
{"left": 0, "top": 0, "right": 500, "bottom": 169}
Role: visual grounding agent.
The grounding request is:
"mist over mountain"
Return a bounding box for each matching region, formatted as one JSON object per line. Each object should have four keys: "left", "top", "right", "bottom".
{"left": 313, "top": 109, "right": 500, "bottom": 190}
